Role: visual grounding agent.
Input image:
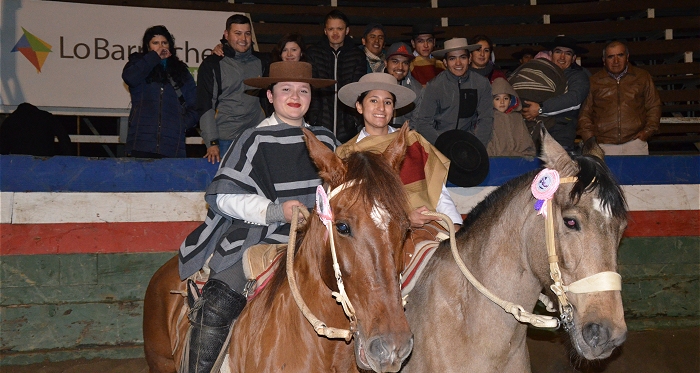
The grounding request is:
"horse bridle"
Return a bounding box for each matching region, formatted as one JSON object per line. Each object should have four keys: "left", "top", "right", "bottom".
{"left": 430, "top": 168, "right": 622, "bottom": 330}
{"left": 286, "top": 182, "right": 358, "bottom": 342}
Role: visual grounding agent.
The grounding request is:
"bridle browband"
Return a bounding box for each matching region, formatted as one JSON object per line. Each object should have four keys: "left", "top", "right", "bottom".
{"left": 428, "top": 168, "right": 622, "bottom": 330}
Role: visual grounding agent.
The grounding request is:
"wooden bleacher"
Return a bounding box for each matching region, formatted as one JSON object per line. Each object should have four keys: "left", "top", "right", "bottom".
{"left": 55, "top": 0, "right": 700, "bottom": 153}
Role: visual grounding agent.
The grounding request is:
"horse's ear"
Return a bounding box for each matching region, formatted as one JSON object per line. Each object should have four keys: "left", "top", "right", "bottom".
{"left": 302, "top": 128, "right": 346, "bottom": 187}
{"left": 581, "top": 136, "right": 606, "bottom": 161}
{"left": 382, "top": 123, "right": 408, "bottom": 172}
{"left": 539, "top": 128, "right": 579, "bottom": 177}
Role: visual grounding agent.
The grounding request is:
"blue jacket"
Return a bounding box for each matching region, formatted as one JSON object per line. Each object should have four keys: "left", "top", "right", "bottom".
{"left": 122, "top": 51, "right": 199, "bottom": 157}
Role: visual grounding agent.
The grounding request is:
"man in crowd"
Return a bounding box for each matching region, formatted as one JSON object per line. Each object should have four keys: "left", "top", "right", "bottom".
{"left": 384, "top": 42, "right": 422, "bottom": 126}
{"left": 578, "top": 41, "right": 661, "bottom": 155}
{"left": 197, "top": 14, "right": 265, "bottom": 163}
{"left": 306, "top": 10, "right": 366, "bottom": 142}
{"left": 405, "top": 24, "right": 445, "bottom": 86}
{"left": 521, "top": 35, "right": 590, "bottom": 150}
{"left": 362, "top": 23, "right": 386, "bottom": 73}
{"left": 412, "top": 38, "right": 493, "bottom": 147}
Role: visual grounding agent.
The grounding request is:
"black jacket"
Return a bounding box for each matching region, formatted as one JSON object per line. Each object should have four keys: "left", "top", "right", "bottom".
{"left": 305, "top": 36, "right": 366, "bottom": 143}
{"left": 0, "top": 103, "right": 72, "bottom": 156}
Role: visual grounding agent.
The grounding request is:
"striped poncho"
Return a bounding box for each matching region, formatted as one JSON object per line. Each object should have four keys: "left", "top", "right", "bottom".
{"left": 179, "top": 117, "right": 336, "bottom": 279}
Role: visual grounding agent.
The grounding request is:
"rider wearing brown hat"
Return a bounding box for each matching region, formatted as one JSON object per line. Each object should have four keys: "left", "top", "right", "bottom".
{"left": 180, "top": 61, "right": 336, "bottom": 373}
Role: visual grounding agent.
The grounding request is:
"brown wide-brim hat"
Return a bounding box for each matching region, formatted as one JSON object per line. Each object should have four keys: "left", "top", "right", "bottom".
{"left": 338, "top": 73, "right": 417, "bottom": 109}
{"left": 432, "top": 38, "right": 481, "bottom": 59}
{"left": 244, "top": 61, "right": 335, "bottom": 89}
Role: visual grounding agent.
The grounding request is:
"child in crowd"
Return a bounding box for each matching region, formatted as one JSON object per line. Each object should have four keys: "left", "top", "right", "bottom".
{"left": 486, "top": 77, "right": 536, "bottom": 157}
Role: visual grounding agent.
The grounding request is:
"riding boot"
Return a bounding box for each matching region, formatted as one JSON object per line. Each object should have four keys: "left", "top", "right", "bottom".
{"left": 187, "top": 279, "right": 247, "bottom": 373}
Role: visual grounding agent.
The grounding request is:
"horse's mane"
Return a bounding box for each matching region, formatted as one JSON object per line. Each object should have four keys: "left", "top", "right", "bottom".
{"left": 461, "top": 171, "right": 534, "bottom": 231}
{"left": 462, "top": 154, "right": 627, "bottom": 231}
{"left": 262, "top": 150, "right": 410, "bottom": 308}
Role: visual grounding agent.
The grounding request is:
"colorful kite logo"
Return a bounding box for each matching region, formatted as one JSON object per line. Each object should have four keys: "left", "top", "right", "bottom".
{"left": 12, "top": 28, "right": 52, "bottom": 73}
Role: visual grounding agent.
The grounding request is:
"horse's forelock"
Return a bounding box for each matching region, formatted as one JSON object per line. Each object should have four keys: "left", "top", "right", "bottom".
{"left": 569, "top": 155, "right": 627, "bottom": 220}
{"left": 343, "top": 151, "right": 411, "bottom": 231}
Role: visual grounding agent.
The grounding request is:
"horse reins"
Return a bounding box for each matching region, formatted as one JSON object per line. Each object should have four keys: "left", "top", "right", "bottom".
{"left": 428, "top": 168, "right": 622, "bottom": 330}
{"left": 285, "top": 183, "right": 357, "bottom": 342}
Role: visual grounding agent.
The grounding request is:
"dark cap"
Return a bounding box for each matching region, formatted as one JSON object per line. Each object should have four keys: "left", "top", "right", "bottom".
{"left": 385, "top": 42, "right": 415, "bottom": 60}
{"left": 512, "top": 47, "right": 539, "bottom": 60}
{"left": 363, "top": 23, "right": 384, "bottom": 38}
{"left": 402, "top": 24, "right": 445, "bottom": 38}
{"left": 542, "top": 35, "right": 588, "bottom": 55}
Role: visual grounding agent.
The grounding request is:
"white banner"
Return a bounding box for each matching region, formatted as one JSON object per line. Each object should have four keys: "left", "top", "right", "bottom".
{"left": 0, "top": 0, "right": 253, "bottom": 115}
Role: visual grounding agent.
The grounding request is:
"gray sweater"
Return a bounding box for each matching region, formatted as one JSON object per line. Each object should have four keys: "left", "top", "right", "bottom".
{"left": 411, "top": 69, "right": 493, "bottom": 146}
{"left": 196, "top": 47, "right": 265, "bottom": 145}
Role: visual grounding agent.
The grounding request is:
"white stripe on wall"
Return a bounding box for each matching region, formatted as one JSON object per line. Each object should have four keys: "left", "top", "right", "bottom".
{"left": 2, "top": 185, "right": 697, "bottom": 225}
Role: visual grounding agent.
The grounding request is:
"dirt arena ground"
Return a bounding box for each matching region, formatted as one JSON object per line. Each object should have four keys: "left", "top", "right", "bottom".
{"left": 3, "top": 327, "right": 697, "bottom": 373}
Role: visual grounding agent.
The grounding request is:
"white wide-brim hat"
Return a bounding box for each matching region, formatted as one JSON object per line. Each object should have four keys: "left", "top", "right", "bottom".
{"left": 338, "top": 73, "right": 417, "bottom": 109}
{"left": 432, "top": 38, "right": 481, "bottom": 58}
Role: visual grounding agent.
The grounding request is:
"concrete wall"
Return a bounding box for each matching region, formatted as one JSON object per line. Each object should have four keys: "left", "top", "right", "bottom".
{"left": 1, "top": 155, "right": 698, "bottom": 365}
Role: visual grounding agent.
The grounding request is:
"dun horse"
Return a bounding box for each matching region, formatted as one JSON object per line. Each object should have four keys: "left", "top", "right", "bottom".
{"left": 403, "top": 132, "right": 628, "bottom": 372}
{"left": 143, "top": 128, "right": 413, "bottom": 372}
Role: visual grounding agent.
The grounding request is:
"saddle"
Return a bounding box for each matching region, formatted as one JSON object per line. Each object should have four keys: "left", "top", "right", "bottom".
{"left": 228, "top": 221, "right": 451, "bottom": 301}
{"left": 400, "top": 221, "right": 450, "bottom": 298}
{"left": 241, "top": 243, "right": 286, "bottom": 299}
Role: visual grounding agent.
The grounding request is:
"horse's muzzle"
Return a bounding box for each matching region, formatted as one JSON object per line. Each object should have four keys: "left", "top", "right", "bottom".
{"left": 356, "top": 332, "right": 414, "bottom": 372}
{"left": 581, "top": 321, "right": 627, "bottom": 359}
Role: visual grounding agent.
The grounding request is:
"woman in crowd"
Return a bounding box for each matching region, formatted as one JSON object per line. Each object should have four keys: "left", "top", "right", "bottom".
{"left": 336, "top": 73, "right": 463, "bottom": 231}
{"left": 122, "top": 25, "right": 198, "bottom": 158}
{"left": 178, "top": 61, "right": 336, "bottom": 373}
{"left": 270, "top": 32, "right": 307, "bottom": 62}
{"left": 469, "top": 34, "right": 507, "bottom": 83}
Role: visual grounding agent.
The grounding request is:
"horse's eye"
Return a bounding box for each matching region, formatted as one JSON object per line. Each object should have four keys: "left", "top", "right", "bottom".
{"left": 563, "top": 217, "right": 580, "bottom": 231}
{"left": 335, "top": 222, "right": 351, "bottom": 236}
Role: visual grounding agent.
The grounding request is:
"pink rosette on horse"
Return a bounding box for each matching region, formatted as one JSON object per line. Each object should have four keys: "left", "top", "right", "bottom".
{"left": 531, "top": 168, "right": 561, "bottom": 217}
{"left": 316, "top": 185, "right": 333, "bottom": 226}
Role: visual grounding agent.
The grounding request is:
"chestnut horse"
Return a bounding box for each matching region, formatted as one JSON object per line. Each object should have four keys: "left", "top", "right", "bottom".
{"left": 402, "top": 132, "right": 628, "bottom": 372}
{"left": 144, "top": 127, "right": 413, "bottom": 372}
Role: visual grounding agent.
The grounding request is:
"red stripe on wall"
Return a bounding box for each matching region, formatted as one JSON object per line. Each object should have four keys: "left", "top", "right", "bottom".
{"left": 625, "top": 210, "right": 700, "bottom": 238}
{"left": 1, "top": 210, "right": 696, "bottom": 255}
{"left": 0, "top": 222, "right": 201, "bottom": 255}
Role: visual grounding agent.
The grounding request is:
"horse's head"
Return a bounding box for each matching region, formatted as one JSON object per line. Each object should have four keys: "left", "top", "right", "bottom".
{"left": 538, "top": 131, "right": 628, "bottom": 360}
{"left": 302, "top": 126, "right": 413, "bottom": 372}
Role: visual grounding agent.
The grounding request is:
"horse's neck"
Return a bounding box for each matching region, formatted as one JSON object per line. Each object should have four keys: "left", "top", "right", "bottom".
{"left": 457, "top": 186, "right": 546, "bottom": 305}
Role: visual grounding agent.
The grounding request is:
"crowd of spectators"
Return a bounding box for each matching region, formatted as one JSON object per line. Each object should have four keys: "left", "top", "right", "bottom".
{"left": 124, "top": 10, "right": 662, "bottom": 160}
{"left": 2, "top": 10, "right": 661, "bottom": 159}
